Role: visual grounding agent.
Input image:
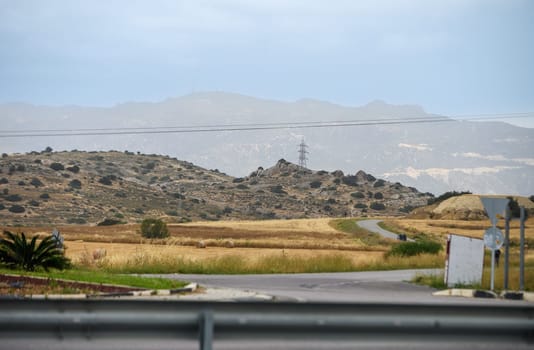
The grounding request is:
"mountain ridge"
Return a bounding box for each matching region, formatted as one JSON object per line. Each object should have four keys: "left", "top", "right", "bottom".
{"left": 0, "top": 150, "right": 431, "bottom": 226}
{"left": 2, "top": 92, "right": 533, "bottom": 196}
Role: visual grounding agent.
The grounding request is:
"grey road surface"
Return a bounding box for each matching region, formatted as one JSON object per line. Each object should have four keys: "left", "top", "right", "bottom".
{"left": 357, "top": 219, "right": 403, "bottom": 240}
{"left": 152, "top": 269, "right": 529, "bottom": 305}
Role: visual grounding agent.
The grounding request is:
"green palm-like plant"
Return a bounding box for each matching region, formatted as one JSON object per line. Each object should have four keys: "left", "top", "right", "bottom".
{"left": 0, "top": 231, "right": 71, "bottom": 271}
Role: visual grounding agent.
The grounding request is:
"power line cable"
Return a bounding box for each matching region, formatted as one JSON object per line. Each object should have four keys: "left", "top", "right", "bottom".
{"left": 0, "top": 112, "right": 532, "bottom": 138}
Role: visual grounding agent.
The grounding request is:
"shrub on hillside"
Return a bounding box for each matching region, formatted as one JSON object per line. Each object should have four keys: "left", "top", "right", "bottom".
{"left": 387, "top": 241, "right": 442, "bottom": 257}
{"left": 374, "top": 192, "right": 384, "bottom": 199}
{"left": 370, "top": 202, "right": 386, "bottom": 211}
{"left": 69, "top": 179, "right": 82, "bottom": 189}
{"left": 40, "top": 193, "right": 50, "bottom": 199}
{"left": 350, "top": 191, "right": 365, "bottom": 199}
{"left": 66, "top": 165, "right": 80, "bottom": 173}
{"left": 50, "top": 162, "right": 65, "bottom": 171}
{"left": 341, "top": 175, "right": 358, "bottom": 187}
{"left": 97, "top": 218, "right": 125, "bottom": 226}
{"left": 0, "top": 178, "right": 8, "bottom": 184}
{"left": 309, "top": 180, "right": 322, "bottom": 189}
{"left": 98, "top": 176, "right": 113, "bottom": 186}
{"left": 5, "top": 194, "right": 22, "bottom": 202}
{"left": 30, "top": 178, "right": 44, "bottom": 187}
{"left": 140, "top": 218, "right": 169, "bottom": 238}
{"left": 270, "top": 185, "right": 287, "bottom": 194}
{"left": 8, "top": 205, "right": 25, "bottom": 213}
{"left": 373, "top": 179, "right": 386, "bottom": 188}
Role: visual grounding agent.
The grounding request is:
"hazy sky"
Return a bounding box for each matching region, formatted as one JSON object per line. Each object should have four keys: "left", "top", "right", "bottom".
{"left": 1, "top": 0, "right": 533, "bottom": 125}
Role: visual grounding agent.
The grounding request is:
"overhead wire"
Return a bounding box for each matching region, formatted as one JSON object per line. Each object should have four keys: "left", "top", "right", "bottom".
{"left": 0, "top": 112, "right": 532, "bottom": 138}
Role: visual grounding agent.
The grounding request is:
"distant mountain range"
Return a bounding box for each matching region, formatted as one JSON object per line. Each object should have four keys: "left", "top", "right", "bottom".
{"left": 2, "top": 92, "right": 533, "bottom": 196}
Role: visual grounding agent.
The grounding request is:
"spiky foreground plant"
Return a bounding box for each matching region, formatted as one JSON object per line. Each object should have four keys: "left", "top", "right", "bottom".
{"left": 0, "top": 231, "right": 71, "bottom": 271}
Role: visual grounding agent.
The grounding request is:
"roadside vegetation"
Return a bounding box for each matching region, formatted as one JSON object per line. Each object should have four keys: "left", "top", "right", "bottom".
{"left": 0, "top": 231, "right": 70, "bottom": 271}
{"left": 0, "top": 266, "right": 186, "bottom": 290}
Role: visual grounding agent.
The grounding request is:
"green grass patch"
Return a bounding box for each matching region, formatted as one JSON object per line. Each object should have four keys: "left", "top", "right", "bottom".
{"left": 387, "top": 241, "right": 443, "bottom": 257}
{"left": 329, "top": 219, "right": 391, "bottom": 246}
{"left": 411, "top": 272, "right": 447, "bottom": 289}
{"left": 0, "top": 267, "right": 187, "bottom": 290}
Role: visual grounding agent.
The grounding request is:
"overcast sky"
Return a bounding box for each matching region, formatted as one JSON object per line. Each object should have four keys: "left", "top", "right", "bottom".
{"left": 1, "top": 0, "right": 533, "bottom": 126}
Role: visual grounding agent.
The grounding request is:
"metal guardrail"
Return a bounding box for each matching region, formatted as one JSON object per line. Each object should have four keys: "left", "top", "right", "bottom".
{"left": 1, "top": 299, "right": 533, "bottom": 349}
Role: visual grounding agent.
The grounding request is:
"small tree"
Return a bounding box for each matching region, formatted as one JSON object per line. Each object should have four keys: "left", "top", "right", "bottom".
{"left": 140, "top": 218, "right": 169, "bottom": 238}
{"left": 0, "top": 231, "right": 71, "bottom": 271}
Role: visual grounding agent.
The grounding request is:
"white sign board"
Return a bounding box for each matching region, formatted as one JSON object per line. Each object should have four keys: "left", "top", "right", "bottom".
{"left": 445, "top": 234, "right": 485, "bottom": 287}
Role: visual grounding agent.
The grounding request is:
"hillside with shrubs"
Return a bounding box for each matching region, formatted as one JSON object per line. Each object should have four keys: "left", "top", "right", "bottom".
{"left": 0, "top": 150, "right": 432, "bottom": 225}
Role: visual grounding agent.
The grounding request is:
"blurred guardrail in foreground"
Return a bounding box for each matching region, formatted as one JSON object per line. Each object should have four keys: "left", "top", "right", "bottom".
{"left": 1, "top": 299, "right": 533, "bottom": 350}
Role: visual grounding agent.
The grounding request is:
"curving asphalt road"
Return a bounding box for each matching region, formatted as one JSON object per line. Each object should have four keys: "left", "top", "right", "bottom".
{"left": 357, "top": 219, "right": 411, "bottom": 241}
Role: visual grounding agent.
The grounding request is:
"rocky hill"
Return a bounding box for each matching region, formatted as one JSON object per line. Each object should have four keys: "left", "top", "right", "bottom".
{"left": 0, "top": 150, "right": 432, "bottom": 226}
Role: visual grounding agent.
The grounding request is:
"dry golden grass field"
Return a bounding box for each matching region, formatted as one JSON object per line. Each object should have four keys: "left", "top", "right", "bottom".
{"left": 387, "top": 218, "right": 533, "bottom": 241}
{"left": 2, "top": 217, "right": 532, "bottom": 281}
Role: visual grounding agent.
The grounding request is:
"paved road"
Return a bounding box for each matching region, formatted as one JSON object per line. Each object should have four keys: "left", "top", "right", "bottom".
{"left": 152, "top": 269, "right": 528, "bottom": 305}
{"left": 357, "top": 219, "right": 406, "bottom": 240}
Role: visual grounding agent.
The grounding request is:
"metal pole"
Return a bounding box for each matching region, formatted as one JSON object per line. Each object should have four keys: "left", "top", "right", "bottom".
{"left": 490, "top": 248, "right": 495, "bottom": 291}
{"left": 199, "top": 310, "right": 213, "bottom": 350}
{"left": 519, "top": 207, "right": 525, "bottom": 291}
{"left": 504, "top": 208, "right": 510, "bottom": 290}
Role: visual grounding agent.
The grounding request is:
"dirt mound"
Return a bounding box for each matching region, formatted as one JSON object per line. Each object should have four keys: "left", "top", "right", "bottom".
{"left": 410, "top": 194, "right": 534, "bottom": 220}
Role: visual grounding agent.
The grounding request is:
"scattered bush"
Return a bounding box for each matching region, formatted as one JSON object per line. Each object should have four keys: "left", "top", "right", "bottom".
{"left": 28, "top": 200, "right": 39, "bottom": 207}
{"left": 1, "top": 153, "right": 7, "bottom": 158}
{"left": 17, "top": 181, "right": 26, "bottom": 186}
{"left": 366, "top": 174, "right": 376, "bottom": 182}
{"left": 232, "top": 178, "right": 245, "bottom": 183}
{"left": 0, "top": 178, "right": 8, "bottom": 185}
{"left": 236, "top": 184, "right": 249, "bottom": 190}
{"left": 30, "top": 178, "right": 44, "bottom": 187}
{"left": 354, "top": 203, "right": 367, "bottom": 209}
{"left": 0, "top": 204, "right": 4, "bottom": 210}
{"left": 8, "top": 205, "right": 25, "bottom": 213}
{"left": 49, "top": 162, "right": 65, "bottom": 171}
{"left": 373, "top": 179, "right": 386, "bottom": 188}
{"left": 165, "top": 210, "right": 179, "bottom": 216}
{"left": 40, "top": 193, "right": 50, "bottom": 200}
{"left": 309, "top": 180, "right": 322, "bottom": 189}
{"left": 341, "top": 175, "right": 358, "bottom": 187}
{"left": 97, "top": 218, "right": 125, "bottom": 226}
{"left": 66, "top": 165, "right": 80, "bottom": 173}
{"left": 370, "top": 202, "right": 386, "bottom": 211}
{"left": 67, "top": 218, "right": 87, "bottom": 224}
{"left": 69, "top": 179, "right": 82, "bottom": 189}
{"left": 399, "top": 205, "right": 416, "bottom": 213}
{"left": 387, "top": 241, "right": 442, "bottom": 257}
{"left": 350, "top": 191, "right": 365, "bottom": 199}
{"left": 374, "top": 192, "right": 384, "bottom": 199}
{"left": 0, "top": 231, "right": 71, "bottom": 271}
{"left": 16, "top": 164, "right": 26, "bottom": 172}
{"left": 5, "top": 194, "right": 22, "bottom": 202}
{"left": 140, "top": 218, "right": 169, "bottom": 238}
{"left": 270, "top": 185, "right": 287, "bottom": 194}
{"left": 98, "top": 176, "right": 113, "bottom": 186}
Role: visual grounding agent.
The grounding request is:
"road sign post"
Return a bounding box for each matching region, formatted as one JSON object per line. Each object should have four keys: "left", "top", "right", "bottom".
{"left": 480, "top": 197, "right": 509, "bottom": 291}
